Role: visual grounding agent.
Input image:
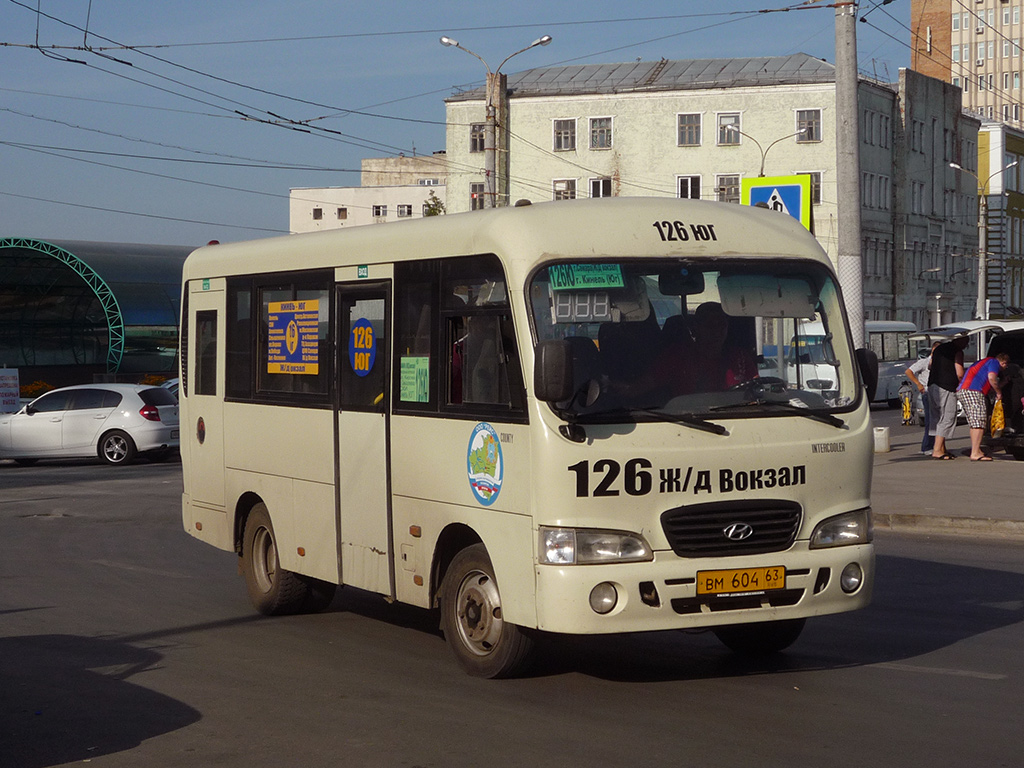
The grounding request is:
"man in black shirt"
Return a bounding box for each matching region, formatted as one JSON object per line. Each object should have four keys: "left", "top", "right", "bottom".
{"left": 928, "top": 336, "right": 968, "bottom": 459}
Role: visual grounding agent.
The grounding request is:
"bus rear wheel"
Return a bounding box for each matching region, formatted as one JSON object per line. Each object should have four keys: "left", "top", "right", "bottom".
{"left": 440, "top": 543, "right": 535, "bottom": 679}
{"left": 713, "top": 618, "right": 806, "bottom": 656}
{"left": 242, "top": 503, "right": 319, "bottom": 615}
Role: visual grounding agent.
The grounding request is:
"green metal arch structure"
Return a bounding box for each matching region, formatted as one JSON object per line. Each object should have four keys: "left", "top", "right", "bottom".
{"left": 0, "top": 237, "right": 125, "bottom": 372}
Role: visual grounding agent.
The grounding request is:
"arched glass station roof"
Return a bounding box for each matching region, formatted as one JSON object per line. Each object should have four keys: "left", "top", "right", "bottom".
{"left": 0, "top": 238, "right": 193, "bottom": 376}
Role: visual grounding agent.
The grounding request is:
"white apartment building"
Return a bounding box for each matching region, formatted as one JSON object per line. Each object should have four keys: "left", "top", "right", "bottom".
{"left": 444, "top": 55, "right": 981, "bottom": 326}
{"left": 289, "top": 153, "right": 447, "bottom": 234}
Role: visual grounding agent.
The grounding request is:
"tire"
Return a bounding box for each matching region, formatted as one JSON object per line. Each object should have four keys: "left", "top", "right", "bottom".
{"left": 439, "top": 543, "right": 536, "bottom": 678}
{"left": 98, "top": 430, "right": 136, "bottom": 465}
{"left": 713, "top": 618, "right": 806, "bottom": 656}
{"left": 1010, "top": 447, "right": 1024, "bottom": 461}
{"left": 241, "top": 503, "right": 313, "bottom": 615}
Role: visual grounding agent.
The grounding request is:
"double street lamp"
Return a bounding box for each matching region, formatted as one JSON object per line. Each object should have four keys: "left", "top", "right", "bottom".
{"left": 441, "top": 34, "right": 552, "bottom": 208}
{"left": 723, "top": 125, "right": 808, "bottom": 177}
{"left": 949, "top": 160, "right": 1019, "bottom": 319}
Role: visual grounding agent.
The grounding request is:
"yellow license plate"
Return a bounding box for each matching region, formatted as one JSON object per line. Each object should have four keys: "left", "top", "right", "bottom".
{"left": 696, "top": 566, "right": 786, "bottom": 596}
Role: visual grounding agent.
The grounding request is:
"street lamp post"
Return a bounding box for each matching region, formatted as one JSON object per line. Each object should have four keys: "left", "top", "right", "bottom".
{"left": 723, "top": 125, "right": 808, "bottom": 177}
{"left": 949, "top": 160, "right": 1019, "bottom": 319}
{"left": 441, "top": 34, "right": 552, "bottom": 208}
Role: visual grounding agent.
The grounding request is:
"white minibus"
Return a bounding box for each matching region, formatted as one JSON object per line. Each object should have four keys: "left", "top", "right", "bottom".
{"left": 791, "top": 320, "right": 917, "bottom": 407}
{"left": 179, "top": 198, "right": 875, "bottom": 677}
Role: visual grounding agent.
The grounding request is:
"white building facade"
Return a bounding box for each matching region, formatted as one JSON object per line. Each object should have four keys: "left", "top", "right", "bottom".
{"left": 443, "top": 55, "right": 981, "bottom": 325}
{"left": 289, "top": 153, "right": 447, "bottom": 234}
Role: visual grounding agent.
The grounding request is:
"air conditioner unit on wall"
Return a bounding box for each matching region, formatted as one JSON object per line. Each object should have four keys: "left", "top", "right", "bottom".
{"left": 978, "top": 58, "right": 985, "bottom": 66}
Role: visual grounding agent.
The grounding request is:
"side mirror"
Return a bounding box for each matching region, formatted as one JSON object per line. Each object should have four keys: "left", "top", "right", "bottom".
{"left": 856, "top": 347, "right": 879, "bottom": 402}
{"left": 24, "top": 405, "right": 37, "bottom": 416}
{"left": 534, "top": 340, "right": 573, "bottom": 402}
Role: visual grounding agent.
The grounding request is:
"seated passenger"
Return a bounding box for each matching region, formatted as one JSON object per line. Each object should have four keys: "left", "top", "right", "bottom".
{"left": 687, "top": 302, "right": 758, "bottom": 392}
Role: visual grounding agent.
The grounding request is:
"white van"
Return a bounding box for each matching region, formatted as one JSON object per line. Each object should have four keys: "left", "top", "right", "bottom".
{"left": 792, "top": 320, "right": 916, "bottom": 406}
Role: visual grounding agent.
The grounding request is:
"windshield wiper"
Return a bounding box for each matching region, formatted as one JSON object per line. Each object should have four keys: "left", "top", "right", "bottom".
{"left": 710, "top": 399, "right": 846, "bottom": 428}
{"left": 634, "top": 408, "right": 729, "bottom": 436}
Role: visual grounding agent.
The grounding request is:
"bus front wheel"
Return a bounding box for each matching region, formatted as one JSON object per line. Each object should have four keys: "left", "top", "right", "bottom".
{"left": 242, "top": 503, "right": 315, "bottom": 615}
{"left": 440, "top": 543, "right": 535, "bottom": 678}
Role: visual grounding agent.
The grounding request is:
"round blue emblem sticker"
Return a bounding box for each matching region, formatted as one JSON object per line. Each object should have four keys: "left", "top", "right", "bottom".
{"left": 467, "top": 422, "right": 503, "bottom": 506}
{"left": 348, "top": 318, "right": 376, "bottom": 377}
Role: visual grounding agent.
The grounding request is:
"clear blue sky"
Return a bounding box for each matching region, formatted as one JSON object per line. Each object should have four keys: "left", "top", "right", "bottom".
{"left": 0, "top": 0, "right": 911, "bottom": 246}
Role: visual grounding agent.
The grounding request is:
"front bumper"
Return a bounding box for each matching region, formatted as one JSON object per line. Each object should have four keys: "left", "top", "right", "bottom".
{"left": 533, "top": 541, "right": 874, "bottom": 634}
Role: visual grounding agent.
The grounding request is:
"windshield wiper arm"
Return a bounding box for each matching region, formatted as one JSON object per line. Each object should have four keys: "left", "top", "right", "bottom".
{"left": 634, "top": 408, "right": 729, "bottom": 435}
{"left": 710, "top": 399, "right": 845, "bottom": 428}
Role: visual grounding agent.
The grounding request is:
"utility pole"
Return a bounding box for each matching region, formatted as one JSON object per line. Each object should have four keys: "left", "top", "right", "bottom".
{"left": 835, "top": 1, "right": 865, "bottom": 348}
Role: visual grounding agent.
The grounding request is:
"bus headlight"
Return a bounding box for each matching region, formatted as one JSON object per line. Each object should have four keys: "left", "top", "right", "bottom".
{"left": 539, "top": 527, "right": 653, "bottom": 565}
{"left": 809, "top": 509, "right": 873, "bottom": 549}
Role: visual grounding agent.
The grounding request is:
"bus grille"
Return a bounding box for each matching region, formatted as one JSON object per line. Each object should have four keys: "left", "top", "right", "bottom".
{"left": 660, "top": 500, "right": 801, "bottom": 557}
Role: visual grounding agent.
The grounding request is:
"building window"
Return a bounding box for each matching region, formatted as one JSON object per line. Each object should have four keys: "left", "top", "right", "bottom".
{"left": 418, "top": 178, "right": 441, "bottom": 186}
{"left": 677, "top": 175, "right": 701, "bottom": 199}
{"left": 372, "top": 205, "right": 387, "bottom": 218}
{"left": 715, "top": 174, "right": 740, "bottom": 204}
{"left": 312, "top": 207, "right": 323, "bottom": 220}
{"left": 797, "top": 171, "right": 822, "bottom": 204}
{"left": 470, "top": 183, "right": 485, "bottom": 211}
{"left": 553, "top": 119, "right": 576, "bottom": 151}
{"left": 590, "top": 117, "right": 613, "bottom": 149}
{"left": 470, "top": 124, "right": 485, "bottom": 153}
{"left": 336, "top": 207, "right": 348, "bottom": 220}
{"left": 553, "top": 179, "right": 576, "bottom": 200}
{"left": 796, "top": 109, "right": 822, "bottom": 142}
{"left": 677, "top": 113, "right": 701, "bottom": 146}
{"left": 397, "top": 204, "right": 413, "bottom": 218}
{"left": 718, "top": 113, "right": 740, "bottom": 145}
{"left": 590, "top": 177, "right": 612, "bottom": 198}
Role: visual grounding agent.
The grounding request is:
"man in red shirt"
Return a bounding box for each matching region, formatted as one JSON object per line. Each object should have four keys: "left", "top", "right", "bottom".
{"left": 956, "top": 352, "right": 1010, "bottom": 461}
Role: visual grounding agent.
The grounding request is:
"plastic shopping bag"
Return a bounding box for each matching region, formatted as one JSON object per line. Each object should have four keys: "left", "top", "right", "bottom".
{"left": 991, "top": 399, "right": 1005, "bottom": 437}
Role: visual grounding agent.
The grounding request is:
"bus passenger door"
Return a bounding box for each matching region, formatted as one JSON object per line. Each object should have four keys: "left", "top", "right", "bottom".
{"left": 336, "top": 283, "right": 393, "bottom": 597}
{"left": 186, "top": 284, "right": 225, "bottom": 509}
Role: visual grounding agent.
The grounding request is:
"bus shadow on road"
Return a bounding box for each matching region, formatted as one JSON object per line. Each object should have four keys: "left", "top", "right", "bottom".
{"left": 0, "top": 633, "right": 200, "bottom": 768}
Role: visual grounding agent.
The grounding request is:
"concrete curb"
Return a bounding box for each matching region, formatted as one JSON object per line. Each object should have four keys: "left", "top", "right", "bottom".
{"left": 874, "top": 513, "right": 1024, "bottom": 540}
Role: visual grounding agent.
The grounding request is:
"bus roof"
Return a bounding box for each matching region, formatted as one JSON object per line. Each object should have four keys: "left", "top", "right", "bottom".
{"left": 182, "top": 197, "right": 832, "bottom": 284}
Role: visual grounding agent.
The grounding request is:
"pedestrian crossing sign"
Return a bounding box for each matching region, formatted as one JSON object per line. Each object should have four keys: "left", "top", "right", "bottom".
{"left": 741, "top": 175, "right": 813, "bottom": 231}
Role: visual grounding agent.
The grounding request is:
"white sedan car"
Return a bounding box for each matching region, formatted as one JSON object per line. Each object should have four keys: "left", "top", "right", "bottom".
{"left": 0, "top": 383, "right": 179, "bottom": 466}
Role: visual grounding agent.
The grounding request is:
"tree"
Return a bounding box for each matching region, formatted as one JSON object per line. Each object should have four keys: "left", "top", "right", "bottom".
{"left": 423, "top": 190, "right": 446, "bottom": 216}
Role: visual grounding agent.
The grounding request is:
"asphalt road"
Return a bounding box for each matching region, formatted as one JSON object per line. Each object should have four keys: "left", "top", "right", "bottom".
{"left": 1, "top": 458, "right": 1022, "bottom": 768}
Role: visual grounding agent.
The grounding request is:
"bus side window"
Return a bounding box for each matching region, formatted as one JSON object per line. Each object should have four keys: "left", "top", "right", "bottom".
{"left": 461, "top": 315, "right": 507, "bottom": 405}
{"left": 195, "top": 310, "right": 218, "bottom": 396}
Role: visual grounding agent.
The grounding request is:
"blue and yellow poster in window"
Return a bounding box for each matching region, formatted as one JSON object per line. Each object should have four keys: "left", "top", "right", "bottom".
{"left": 267, "top": 299, "right": 320, "bottom": 374}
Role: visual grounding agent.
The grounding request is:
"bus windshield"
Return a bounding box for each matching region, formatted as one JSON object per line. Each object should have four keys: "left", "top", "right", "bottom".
{"left": 529, "top": 259, "right": 858, "bottom": 422}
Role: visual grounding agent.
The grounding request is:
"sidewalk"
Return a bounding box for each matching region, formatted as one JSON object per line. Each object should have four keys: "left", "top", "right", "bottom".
{"left": 870, "top": 407, "right": 1024, "bottom": 539}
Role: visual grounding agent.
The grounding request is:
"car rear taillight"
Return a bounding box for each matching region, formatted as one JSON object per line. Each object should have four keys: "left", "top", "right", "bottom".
{"left": 139, "top": 404, "right": 161, "bottom": 422}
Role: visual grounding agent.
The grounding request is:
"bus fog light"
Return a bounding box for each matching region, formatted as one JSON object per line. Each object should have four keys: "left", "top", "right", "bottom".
{"left": 840, "top": 563, "right": 864, "bottom": 593}
{"left": 589, "top": 583, "right": 618, "bottom": 614}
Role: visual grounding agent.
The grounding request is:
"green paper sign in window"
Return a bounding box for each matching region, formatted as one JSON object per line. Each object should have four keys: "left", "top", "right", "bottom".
{"left": 400, "top": 356, "right": 430, "bottom": 402}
